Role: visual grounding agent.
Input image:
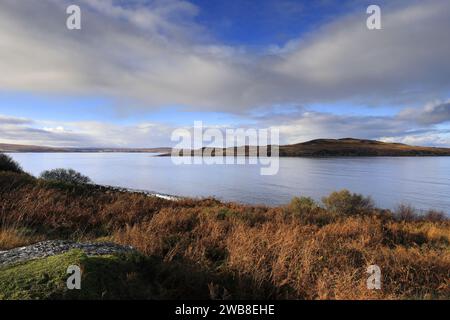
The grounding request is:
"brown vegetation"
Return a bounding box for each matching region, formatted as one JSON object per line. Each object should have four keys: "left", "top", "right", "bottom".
{"left": 0, "top": 168, "right": 448, "bottom": 300}
{"left": 279, "top": 138, "right": 450, "bottom": 156}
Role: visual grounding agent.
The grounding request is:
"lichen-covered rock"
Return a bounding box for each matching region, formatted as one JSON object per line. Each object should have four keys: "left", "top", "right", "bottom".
{"left": 0, "top": 240, "right": 135, "bottom": 267}
{"left": 0, "top": 249, "right": 153, "bottom": 300}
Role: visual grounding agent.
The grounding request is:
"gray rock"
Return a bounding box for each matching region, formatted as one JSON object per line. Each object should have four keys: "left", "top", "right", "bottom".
{"left": 0, "top": 240, "right": 136, "bottom": 267}
{"left": 95, "top": 184, "right": 180, "bottom": 201}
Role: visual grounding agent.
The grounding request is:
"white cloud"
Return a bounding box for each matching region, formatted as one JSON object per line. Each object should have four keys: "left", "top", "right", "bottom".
{"left": 0, "top": 115, "right": 33, "bottom": 125}
{"left": 0, "top": 115, "right": 176, "bottom": 148}
{"left": 380, "top": 132, "right": 450, "bottom": 147}
{"left": 0, "top": 0, "right": 449, "bottom": 112}
{"left": 1, "top": 99, "right": 449, "bottom": 147}
{"left": 271, "top": 0, "right": 450, "bottom": 105}
{"left": 399, "top": 100, "right": 450, "bottom": 125}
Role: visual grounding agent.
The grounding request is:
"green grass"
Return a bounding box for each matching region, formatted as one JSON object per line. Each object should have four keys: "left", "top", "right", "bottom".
{"left": 0, "top": 250, "right": 155, "bottom": 300}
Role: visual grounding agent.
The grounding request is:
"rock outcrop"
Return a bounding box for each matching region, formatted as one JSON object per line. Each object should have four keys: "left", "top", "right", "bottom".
{"left": 0, "top": 240, "right": 135, "bottom": 267}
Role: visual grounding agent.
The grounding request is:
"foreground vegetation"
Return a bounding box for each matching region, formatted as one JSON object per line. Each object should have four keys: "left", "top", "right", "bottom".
{"left": 0, "top": 250, "right": 163, "bottom": 300}
{"left": 0, "top": 154, "right": 449, "bottom": 299}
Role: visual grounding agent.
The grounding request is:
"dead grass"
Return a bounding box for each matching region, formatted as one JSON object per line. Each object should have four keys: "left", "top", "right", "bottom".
{"left": 0, "top": 171, "right": 449, "bottom": 299}
{"left": 0, "top": 228, "right": 31, "bottom": 250}
{"left": 0, "top": 227, "right": 44, "bottom": 250}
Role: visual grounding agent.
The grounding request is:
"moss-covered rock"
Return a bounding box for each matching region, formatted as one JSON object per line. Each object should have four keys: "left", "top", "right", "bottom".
{"left": 0, "top": 250, "right": 155, "bottom": 300}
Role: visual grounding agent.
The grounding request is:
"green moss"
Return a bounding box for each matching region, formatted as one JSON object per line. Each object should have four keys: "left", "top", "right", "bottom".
{"left": 0, "top": 250, "right": 155, "bottom": 300}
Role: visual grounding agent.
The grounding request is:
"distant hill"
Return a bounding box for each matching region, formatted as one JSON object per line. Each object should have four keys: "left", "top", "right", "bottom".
{"left": 166, "top": 138, "right": 450, "bottom": 157}
{"left": 2, "top": 139, "right": 450, "bottom": 156}
{"left": 0, "top": 143, "right": 171, "bottom": 154}
{"left": 0, "top": 143, "right": 65, "bottom": 152}
{"left": 278, "top": 138, "right": 450, "bottom": 156}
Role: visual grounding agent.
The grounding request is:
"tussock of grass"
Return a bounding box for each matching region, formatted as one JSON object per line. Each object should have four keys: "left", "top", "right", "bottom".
{"left": 0, "top": 171, "right": 449, "bottom": 300}
{"left": 0, "top": 228, "right": 43, "bottom": 250}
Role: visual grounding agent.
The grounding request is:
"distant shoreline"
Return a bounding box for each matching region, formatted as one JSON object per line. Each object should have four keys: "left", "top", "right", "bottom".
{"left": 2, "top": 138, "right": 450, "bottom": 157}
{"left": 92, "top": 184, "right": 180, "bottom": 201}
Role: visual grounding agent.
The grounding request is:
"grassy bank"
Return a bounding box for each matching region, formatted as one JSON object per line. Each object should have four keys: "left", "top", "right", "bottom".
{"left": 0, "top": 169, "right": 449, "bottom": 299}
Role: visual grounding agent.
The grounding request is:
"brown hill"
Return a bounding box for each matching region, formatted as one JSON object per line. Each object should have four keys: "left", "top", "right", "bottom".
{"left": 279, "top": 138, "right": 450, "bottom": 156}
{"left": 0, "top": 143, "right": 64, "bottom": 152}
{"left": 167, "top": 138, "right": 450, "bottom": 157}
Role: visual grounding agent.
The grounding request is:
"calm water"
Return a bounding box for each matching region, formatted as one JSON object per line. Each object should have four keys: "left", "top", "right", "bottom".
{"left": 8, "top": 153, "right": 450, "bottom": 213}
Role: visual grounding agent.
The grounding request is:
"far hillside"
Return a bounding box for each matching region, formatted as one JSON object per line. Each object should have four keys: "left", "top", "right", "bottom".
{"left": 2, "top": 138, "right": 450, "bottom": 157}
{"left": 0, "top": 143, "right": 171, "bottom": 154}
{"left": 168, "top": 138, "right": 450, "bottom": 157}
{"left": 279, "top": 138, "right": 450, "bottom": 156}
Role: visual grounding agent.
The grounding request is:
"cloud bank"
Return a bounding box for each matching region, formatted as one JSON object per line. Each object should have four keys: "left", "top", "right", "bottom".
{"left": 1, "top": 100, "right": 449, "bottom": 148}
{"left": 0, "top": 0, "right": 449, "bottom": 147}
{"left": 0, "top": 0, "right": 449, "bottom": 112}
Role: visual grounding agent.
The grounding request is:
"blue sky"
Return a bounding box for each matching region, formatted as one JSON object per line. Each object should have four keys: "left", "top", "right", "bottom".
{"left": 0, "top": 0, "right": 449, "bottom": 147}
{"left": 189, "top": 0, "right": 351, "bottom": 46}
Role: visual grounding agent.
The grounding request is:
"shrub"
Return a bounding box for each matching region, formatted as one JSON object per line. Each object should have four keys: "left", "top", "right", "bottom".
{"left": 394, "top": 204, "right": 418, "bottom": 221}
{"left": 322, "top": 189, "right": 374, "bottom": 216}
{"left": 286, "top": 196, "right": 337, "bottom": 225}
{"left": 40, "top": 168, "right": 92, "bottom": 185}
{"left": 0, "top": 153, "right": 23, "bottom": 173}
{"left": 422, "top": 210, "right": 447, "bottom": 222}
{"left": 288, "top": 196, "right": 319, "bottom": 214}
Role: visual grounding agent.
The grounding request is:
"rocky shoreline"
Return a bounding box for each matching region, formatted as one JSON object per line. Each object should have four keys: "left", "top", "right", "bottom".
{"left": 94, "top": 184, "right": 180, "bottom": 201}
{"left": 0, "top": 240, "right": 136, "bottom": 267}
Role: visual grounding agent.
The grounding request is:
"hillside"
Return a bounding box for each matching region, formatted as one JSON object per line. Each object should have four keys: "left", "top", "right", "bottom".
{"left": 167, "top": 138, "right": 450, "bottom": 157}
{"left": 0, "top": 143, "right": 65, "bottom": 152}
{"left": 0, "top": 169, "right": 448, "bottom": 299}
{"left": 0, "top": 143, "right": 171, "bottom": 154}
{"left": 2, "top": 138, "right": 450, "bottom": 156}
{"left": 279, "top": 138, "right": 450, "bottom": 156}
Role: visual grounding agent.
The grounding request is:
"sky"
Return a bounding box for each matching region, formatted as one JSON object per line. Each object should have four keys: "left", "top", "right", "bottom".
{"left": 0, "top": 0, "right": 449, "bottom": 148}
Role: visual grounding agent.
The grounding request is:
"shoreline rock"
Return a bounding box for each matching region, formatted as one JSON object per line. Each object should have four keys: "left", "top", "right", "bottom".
{"left": 94, "top": 184, "right": 180, "bottom": 201}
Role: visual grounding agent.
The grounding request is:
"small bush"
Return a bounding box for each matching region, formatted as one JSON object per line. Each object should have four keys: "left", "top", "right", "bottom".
{"left": 288, "top": 196, "right": 319, "bottom": 214}
{"left": 0, "top": 153, "right": 23, "bottom": 173}
{"left": 322, "top": 189, "right": 374, "bottom": 216}
{"left": 395, "top": 204, "right": 418, "bottom": 221}
{"left": 286, "top": 196, "right": 337, "bottom": 225}
{"left": 40, "top": 168, "right": 92, "bottom": 185}
{"left": 422, "top": 210, "right": 447, "bottom": 222}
